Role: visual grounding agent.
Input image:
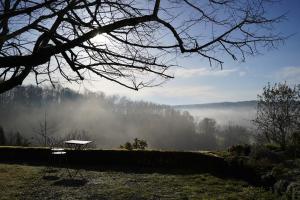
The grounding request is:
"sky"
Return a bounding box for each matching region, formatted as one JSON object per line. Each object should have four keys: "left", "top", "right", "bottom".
{"left": 24, "top": 0, "right": 300, "bottom": 105}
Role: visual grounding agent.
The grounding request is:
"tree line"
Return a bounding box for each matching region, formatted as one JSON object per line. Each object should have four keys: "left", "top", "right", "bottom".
{"left": 0, "top": 85, "right": 253, "bottom": 150}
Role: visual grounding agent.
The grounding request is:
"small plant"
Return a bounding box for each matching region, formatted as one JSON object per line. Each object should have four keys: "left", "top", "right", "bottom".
{"left": 120, "top": 138, "right": 148, "bottom": 150}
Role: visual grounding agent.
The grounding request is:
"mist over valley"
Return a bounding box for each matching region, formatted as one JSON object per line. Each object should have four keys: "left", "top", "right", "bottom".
{"left": 1, "top": 86, "right": 256, "bottom": 150}
{"left": 174, "top": 101, "right": 257, "bottom": 128}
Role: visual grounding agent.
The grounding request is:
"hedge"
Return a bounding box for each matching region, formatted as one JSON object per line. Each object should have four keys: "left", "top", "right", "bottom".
{"left": 0, "top": 146, "right": 260, "bottom": 184}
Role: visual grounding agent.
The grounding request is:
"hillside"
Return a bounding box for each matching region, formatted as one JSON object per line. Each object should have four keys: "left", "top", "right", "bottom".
{"left": 174, "top": 101, "right": 257, "bottom": 127}
{"left": 174, "top": 100, "right": 257, "bottom": 109}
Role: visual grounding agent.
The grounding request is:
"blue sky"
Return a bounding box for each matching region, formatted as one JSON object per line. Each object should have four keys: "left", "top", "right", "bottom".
{"left": 24, "top": 0, "right": 300, "bottom": 105}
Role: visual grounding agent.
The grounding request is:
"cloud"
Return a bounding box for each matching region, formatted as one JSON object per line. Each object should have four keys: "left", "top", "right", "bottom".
{"left": 172, "top": 67, "right": 238, "bottom": 78}
{"left": 239, "top": 71, "right": 247, "bottom": 77}
{"left": 23, "top": 65, "right": 252, "bottom": 105}
{"left": 144, "top": 83, "right": 258, "bottom": 104}
{"left": 275, "top": 66, "right": 300, "bottom": 84}
{"left": 149, "top": 85, "right": 217, "bottom": 99}
{"left": 90, "top": 80, "right": 218, "bottom": 99}
{"left": 63, "top": 78, "right": 223, "bottom": 104}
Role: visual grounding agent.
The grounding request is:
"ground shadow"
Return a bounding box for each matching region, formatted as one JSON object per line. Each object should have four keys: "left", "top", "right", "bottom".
{"left": 43, "top": 168, "right": 60, "bottom": 173}
{"left": 53, "top": 178, "right": 88, "bottom": 187}
{"left": 0, "top": 160, "right": 262, "bottom": 186}
{"left": 42, "top": 175, "right": 60, "bottom": 181}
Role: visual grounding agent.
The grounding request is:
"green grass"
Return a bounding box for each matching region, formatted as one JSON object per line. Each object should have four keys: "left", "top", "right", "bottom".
{"left": 0, "top": 163, "right": 278, "bottom": 200}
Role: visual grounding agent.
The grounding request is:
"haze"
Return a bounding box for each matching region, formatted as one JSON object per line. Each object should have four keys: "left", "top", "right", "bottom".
{"left": 0, "top": 86, "right": 255, "bottom": 150}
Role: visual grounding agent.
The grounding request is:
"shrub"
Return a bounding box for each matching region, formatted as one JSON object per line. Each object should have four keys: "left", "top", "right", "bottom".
{"left": 285, "top": 145, "right": 300, "bottom": 159}
{"left": 265, "top": 143, "right": 281, "bottom": 152}
{"left": 228, "top": 144, "right": 251, "bottom": 156}
{"left": 120, "top": 138, "right": 148, "bottom": 150}
{"left": 249, "top": 145, "right": 283, "bottom": 164}
{"left": 132, "top": 138, "right": 148, "bottom": 150}
{"left": 124, "top": 142, "right": 133, "bottom": 150}
{"left": 288, "top": 131, "right": 300, "bottom": 158}
{"left": 271, "top": 165, "right": 289, "bottom": 179}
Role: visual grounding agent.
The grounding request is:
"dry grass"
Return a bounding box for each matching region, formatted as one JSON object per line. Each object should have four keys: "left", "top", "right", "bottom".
{"left": 0, "top": 163, "right": 279, "bottom": 200}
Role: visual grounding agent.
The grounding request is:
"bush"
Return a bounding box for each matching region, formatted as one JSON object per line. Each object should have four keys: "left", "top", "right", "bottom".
{"left": 265, "top": 143, "right": 281, "bottom": 152}
{"left": 0, "top": 146, "right": 227, "bottom": 173}
{"left": 132, "top": 138, "right": 148, "bottom": 150}
{"left": 287, "top": 131, "right": 300, "bottom": 158}
{"left": 271, "top": 165, "right": 290, "bottom": 179}
{"left": 228, "top": 144, "right": 251, "bottom": 156}
{"left": 285, "top": 145, "right": 300, "bottom": 159}
{"left": 124, "top": 142, "right": 133, "bottom": 150}
{"left": 249, "top": 145, "right": 284, "bottom": 164}
{"left": 120, "top": 138, "right": 148, "bottom": 150}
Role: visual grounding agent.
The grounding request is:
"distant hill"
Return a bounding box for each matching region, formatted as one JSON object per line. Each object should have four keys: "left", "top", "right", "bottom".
{"left": 173, "top": 100, "right": 257, "bottom": 110}
{"left": 173, "top": 101, "right": 258, "bottom": 127}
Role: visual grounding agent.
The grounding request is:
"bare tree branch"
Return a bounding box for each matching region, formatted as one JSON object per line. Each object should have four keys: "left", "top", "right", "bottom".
{"left": 0, "top": 0, "right": 285, "bottom": 93}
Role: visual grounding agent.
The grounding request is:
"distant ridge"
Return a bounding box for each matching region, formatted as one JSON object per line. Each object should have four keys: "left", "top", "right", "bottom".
{"left": 173, "top": 100, "right": 257, "bottom": 109}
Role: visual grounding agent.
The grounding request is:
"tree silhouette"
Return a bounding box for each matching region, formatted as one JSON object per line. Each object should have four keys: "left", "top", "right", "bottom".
{"left": 196, "top": 118, "right": 218, "bottom": 150}
{"left": 254, "top": 82, "right": 300, "bottom": 149}
{"left": 221, "top": 123, "right": 251, "bottom": 148}
{"left": 198, "top": 118, "right": 217, "bottom": 135}
{"left": 32, "top": 111, "right": 59, "bottom": 147}
{"left": 0, "top": 0, "right": 285, "bottom": 93}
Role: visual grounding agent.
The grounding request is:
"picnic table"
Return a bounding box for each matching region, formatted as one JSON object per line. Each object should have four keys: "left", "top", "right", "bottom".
{"left": 64, "top": 140, "right": 92, "bottom": 150}
{"left": 63, "top": 140, "right": 93, "bottom": 179}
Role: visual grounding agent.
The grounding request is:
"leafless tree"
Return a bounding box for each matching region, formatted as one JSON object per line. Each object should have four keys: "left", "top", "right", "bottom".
{"left": 0, "top": 0, "right": 285, "bottom": 93}
{"left": 32, "top": 111, "right": 59, "bottom": 147}
{"left": 253, "top": 82, "right": 300, "bottom": 149}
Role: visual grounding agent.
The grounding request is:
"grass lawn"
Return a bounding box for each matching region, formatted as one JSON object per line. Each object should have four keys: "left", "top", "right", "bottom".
{"left": 0, "top": 163, "right": 278, "bottom": 200}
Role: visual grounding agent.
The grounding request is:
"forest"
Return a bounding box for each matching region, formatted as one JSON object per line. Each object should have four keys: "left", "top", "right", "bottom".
{"left": 0, "top": 85, "right": 252, "bottom": 150}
